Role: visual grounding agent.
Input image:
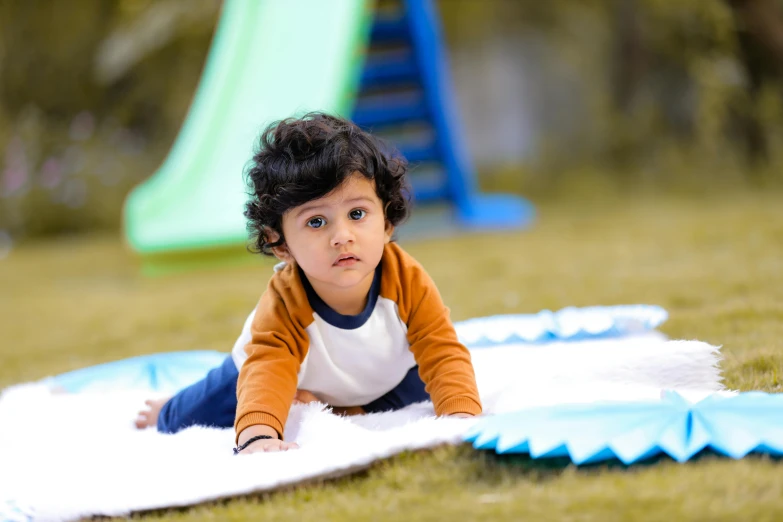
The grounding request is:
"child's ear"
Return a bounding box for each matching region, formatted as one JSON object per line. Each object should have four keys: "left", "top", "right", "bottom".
{"left": 272, "top": 244, "right": 294, "bottom": 263}
{"left": 265, "top": 229, "right": 294, "bottom": 263}
{"left": 382, "top": 202, "right": 395, "bottom": 243}
{"left": 384, "top": 220, "right": 394, "bottom": 243}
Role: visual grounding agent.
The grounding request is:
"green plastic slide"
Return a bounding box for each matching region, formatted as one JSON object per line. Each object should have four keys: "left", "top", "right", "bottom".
{"left": 123, "top": 0, "right": 371, "bottom": 258}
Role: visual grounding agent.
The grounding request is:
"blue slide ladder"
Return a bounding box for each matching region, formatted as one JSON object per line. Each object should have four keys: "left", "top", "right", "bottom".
{"left": 353, "top": 0, "right": 534, "bottom": 228}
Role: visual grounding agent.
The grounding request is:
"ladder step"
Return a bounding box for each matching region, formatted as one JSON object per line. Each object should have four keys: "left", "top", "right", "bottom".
{"left": 352, "top": 95, "right": 429, "bottom": 128}
{"left": 370, "top": 17, "right": 409, "bottom": 43}
{"left": 398, "top": 143, "right": 439, "bottom": 163}
{"left": 360, "top": 53, "right": 419, "bottom": 89}
{"left": 410, "top": 171, "right": 449, "bottom": 202}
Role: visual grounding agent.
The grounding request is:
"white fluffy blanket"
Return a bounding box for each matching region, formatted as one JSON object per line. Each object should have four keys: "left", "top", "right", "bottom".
{"left": 0, "top": 334, "right": 724, "bottom": 522}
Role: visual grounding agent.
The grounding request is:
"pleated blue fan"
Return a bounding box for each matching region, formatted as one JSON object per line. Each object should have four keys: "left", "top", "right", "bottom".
{"left": 465, "top": 391, "right": 783, "bottom": 464}
{"left": 46, "top": 350, "right": 226, "bottom": 394}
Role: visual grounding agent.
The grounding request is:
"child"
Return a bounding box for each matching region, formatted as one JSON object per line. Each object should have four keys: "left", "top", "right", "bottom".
{"left": 136, "top": 113, "right": 482, "bottom": 454}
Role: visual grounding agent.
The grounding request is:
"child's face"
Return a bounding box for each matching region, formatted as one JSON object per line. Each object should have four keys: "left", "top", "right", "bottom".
{"left": 276, "top": 172, "right": 393, "bottom": 293}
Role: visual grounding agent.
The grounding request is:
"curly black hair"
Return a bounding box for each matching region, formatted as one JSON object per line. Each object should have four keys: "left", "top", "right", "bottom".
{"left": 243, "top": 112, "right": 411, "bottom": 256}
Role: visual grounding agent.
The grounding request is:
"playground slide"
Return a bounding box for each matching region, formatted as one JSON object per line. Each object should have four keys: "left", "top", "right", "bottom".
{"left": 123, "top": 0, "right": 371, "bottom": 255}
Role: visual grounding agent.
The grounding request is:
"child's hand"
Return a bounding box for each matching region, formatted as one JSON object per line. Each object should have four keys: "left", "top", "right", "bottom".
{"left": 241, "top": 438, "right": 299, "bottom": 454}
{"left": 237, "top": 424, "right": 299, "bottom": 455}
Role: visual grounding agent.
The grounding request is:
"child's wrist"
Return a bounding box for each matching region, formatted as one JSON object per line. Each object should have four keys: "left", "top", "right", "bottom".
{"left": 234, "top": 434, "right": 274, "bottom": 455}
{"left": 237, "top": 423, "right": 280, "bottom": 445}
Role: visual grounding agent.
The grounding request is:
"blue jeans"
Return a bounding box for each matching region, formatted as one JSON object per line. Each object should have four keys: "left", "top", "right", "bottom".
{"left": 157, "top": 355, "right": 430, "bottom": 434}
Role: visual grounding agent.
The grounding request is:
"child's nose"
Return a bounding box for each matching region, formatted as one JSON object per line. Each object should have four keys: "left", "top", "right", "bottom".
{"left": 330, "top": 220, "right": 355, "bottom": 247}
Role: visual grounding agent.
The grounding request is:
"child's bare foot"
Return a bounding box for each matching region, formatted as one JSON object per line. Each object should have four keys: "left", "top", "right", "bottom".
{"left": 135, "top": 398, "right": 169, "bottom": 429}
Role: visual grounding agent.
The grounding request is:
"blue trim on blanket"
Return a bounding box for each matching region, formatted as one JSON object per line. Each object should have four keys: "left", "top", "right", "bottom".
{"left": 457, "top": 305, "right": 668, "bottom": 348}
{"left": 0, "top": 498, "right": 36, "bottom": 522}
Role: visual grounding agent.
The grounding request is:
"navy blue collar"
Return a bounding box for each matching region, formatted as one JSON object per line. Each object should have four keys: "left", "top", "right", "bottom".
{"left": 298, "top": 262, "right": 382, "bottom": 330}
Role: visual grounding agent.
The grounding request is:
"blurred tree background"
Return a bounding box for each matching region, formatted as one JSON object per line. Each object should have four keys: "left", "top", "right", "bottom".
{"left": 1, "top": 0, "right": 782, "bottom": 243}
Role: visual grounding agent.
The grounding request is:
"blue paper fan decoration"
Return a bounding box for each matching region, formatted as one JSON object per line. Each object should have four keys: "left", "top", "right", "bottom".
{"left": 455, "top": 305, "right": 668, "bottom": 348}
{"left": 46, "top": 350, "right": 226, "bottom": 394}
{"left": 465, "top": 391, "right": 783, "bottom": 465}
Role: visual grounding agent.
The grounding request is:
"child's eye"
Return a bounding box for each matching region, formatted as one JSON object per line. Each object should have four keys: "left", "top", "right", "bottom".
{"left": 349, "top": 209, "right": 366, "bottom": 220}
{"left": 307, "top": 217, "right": 326, "bottom": 229}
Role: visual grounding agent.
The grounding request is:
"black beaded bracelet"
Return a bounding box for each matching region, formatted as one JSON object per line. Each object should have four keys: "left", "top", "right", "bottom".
{"left": 233, "top": 434, "right": 274, "bottom": 455}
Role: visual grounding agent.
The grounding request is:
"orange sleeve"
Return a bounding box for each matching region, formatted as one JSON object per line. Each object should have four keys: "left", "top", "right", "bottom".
{"left": 234, "top": 266, "right": 312, "bottom": 441}
{"left": 383, "top": 244, "right": 482, "bottom": 416}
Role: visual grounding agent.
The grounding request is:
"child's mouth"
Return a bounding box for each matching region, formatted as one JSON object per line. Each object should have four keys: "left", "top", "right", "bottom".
{"left": 334, "top": 254, "right": 358, "bottom": 267}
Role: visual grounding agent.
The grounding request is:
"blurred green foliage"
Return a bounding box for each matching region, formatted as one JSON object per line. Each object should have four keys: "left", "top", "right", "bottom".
{"left": 441, "top": 0, "right": 783, "bottom": 190}
{"left": 0, "top": 0, "right": 219, "bottom": 238}
{"left": 1, "top": 0, "right": 782, "bottom": 240}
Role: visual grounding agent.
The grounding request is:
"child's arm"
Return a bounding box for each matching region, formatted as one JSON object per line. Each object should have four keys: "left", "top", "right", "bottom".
{"left": 402, "top": 267, "right": 482, "bottom": 417}
{"left": 234, "top": 280, "right": 311, "bottom": 449}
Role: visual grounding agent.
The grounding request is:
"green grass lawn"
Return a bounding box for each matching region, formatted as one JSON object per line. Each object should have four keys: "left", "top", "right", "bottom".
{"left": 2, "top": 191, "right": 783, "bottom": 521}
